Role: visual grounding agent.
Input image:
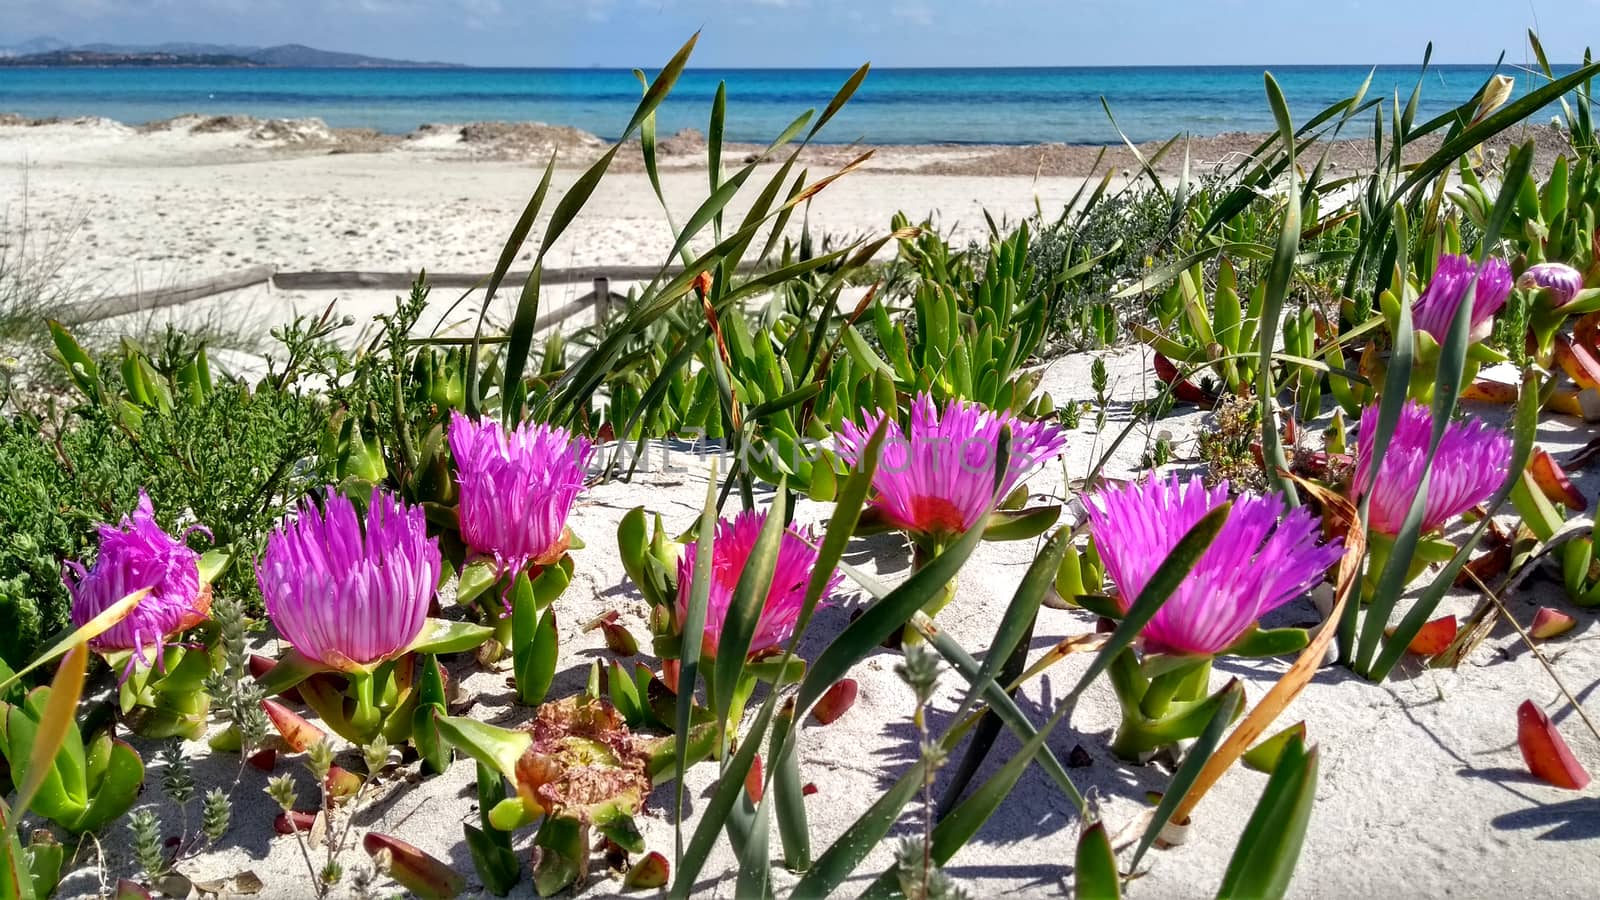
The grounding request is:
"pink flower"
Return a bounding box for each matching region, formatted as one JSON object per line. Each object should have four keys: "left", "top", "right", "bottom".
{"left": 674, "top": 510, "right": 840, "bottom": 658}
{"left": 448, "top": 412, "right": 593, "bottom": 580}
{"left": 836, "top": 394, "right": 1067, "bottom": 540}
{"left": 1085, "top": 475, "right": 1342, "bottom": 657}
{"left": 1518, "top": 262, "right": 1585, "bottom": 308}
{"left": 1353, "top": 401, "right": 1511, "bottom": 535}
{"left": 1412, "top": 253, "right": 1513, "bottom": 344}
{"left": 258, "top": 489, "right": 439, "bottom": 670}
{"left": 65, "top": 492, "right": 209, "bottom": 674}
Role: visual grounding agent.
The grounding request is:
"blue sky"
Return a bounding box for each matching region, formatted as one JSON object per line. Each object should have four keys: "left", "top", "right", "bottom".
{"left": 2, "top": 0, "right": 1597, "bottom": 67}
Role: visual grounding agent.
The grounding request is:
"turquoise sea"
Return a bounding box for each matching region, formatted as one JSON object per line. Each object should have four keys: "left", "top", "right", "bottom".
{"left": 0, "top": 65, "right": 1578, "bottom": 145}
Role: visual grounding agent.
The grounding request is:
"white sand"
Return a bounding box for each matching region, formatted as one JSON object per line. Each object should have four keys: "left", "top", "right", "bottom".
{"left": 8, "top": 122, "right": 1599, "bottom": 899}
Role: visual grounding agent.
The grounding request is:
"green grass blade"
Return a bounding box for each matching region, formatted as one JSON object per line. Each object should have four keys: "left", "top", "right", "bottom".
{"left": 1216, "top": 738, "right": 1319, "bottom": 900}
{"left": 670, "top": 700, "right": 777, "bottom": 900}
{"left": 794, "top": 517, "right": 987, "bottom": 714}
{"left": 1075, "top": 821, "right": 1121, "bottom": 900}
{"left": 466, "top": 154, "right": 554, "bottom": 414}
{"left": 710, "top": 81, "right": 726, "bottom": 239}
{"left": 624, "top": 32, "right": 698, "bottom": 138}
{"left": 1356, "top": 142, "right": 1532, "bottom": 675}
{"left": 1258, "top": 72, "right": 1300, "bottom": 506}
{"left": 936, "top": 530, "right": 1071, "bottom": 812}
{"left": 1367, "top": 368, "right": 1538, "bottom": 679}
{"left": 674, "top": 461, "right": 720, "bottom": 867}
{"left": 710, "top": 477, "right": 788, "bottom": 750}
{"left": 788, "top": 760, "right": 927, "bottom": 900}
{"left": 734, "top": 793, "right": 773, "bottom": 900}
{"left": 1131, "top": 681, "right": 1245, "bottom": 871}
{"left": 808, "top": 63, "right": 870, "bottom": 141}
{"left": 918, "top": 621, "right": 1085, "bottom": 811}
{"left": 770, "top": 702, "right": 811, "bottom": 872}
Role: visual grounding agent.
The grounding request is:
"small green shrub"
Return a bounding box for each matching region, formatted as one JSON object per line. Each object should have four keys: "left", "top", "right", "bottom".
{"left": 0, "top": 329, "right": 331, "bottom": 670}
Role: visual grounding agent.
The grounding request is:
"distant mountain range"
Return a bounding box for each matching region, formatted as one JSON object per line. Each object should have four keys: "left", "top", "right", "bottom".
{"left": 0, "top": 38, "right": 458, "bottom": 67}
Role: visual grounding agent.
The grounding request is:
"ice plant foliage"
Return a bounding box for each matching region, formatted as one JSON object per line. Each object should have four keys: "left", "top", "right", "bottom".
{"left": 674, "top": 509, "right": 841, "bottom": 658}
{"left": 1518, "top": 262, "right": 1585, "bottom": 308}
{"left": 836, "top": 393, "right": 1068, "bottom": 539}
{"left": 258, "top": 489, "right": 441, "bottom": 670}
{"left": 65, "top": 491, "right": 210, "bottom": 672}
{"left": 1411, "top": 253, "right": 1513, "bottom": 344}
{"left": 1085, "top": 475, "right": 1342, "bottom": 656}
{"left": 449, "top": 411, "right": 594, "bottom": 578}
{"left": 1353, "top": 402, "right": 1512, "bottom": 535}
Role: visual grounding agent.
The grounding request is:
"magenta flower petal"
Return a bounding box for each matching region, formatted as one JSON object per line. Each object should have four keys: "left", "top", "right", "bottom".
{"left": 836, "top": 393, "right": 1067, "bottom": 540}
{"left": 674, "top": 510, "right": 840, "bottom": 658}
{"left": 448, "top": 412, "right": 593, "bottom": 580}
{"left": 1518, "top": 262, "right": 1585, "bottom": 308}
{"left": 1412, "top": 253, "right": 1513, "bottom": 344}
{"left": 65, "top": 491, "right": 208, "bottom": 672}
{"left": 1085, "top": 474, "right": 1342, "bottom": 657}
{"left": 1353, "top": 401, "right": 1512, "bottom": 535}
{"left": 258, "top": 489, "right": 440, "bottom": 670}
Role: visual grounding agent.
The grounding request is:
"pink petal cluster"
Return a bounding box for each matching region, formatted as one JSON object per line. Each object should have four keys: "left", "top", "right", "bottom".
{"left": 1353, "top": 401, "right": 1512, "bottom": 535}
{"left": 1412, "top": 253, "right": 1513, "bottom": 344}
{"left": 1518, "top": 262, "right": 1585, "bottom": 308}
{"left": 448, "top": 412, "right": 593, "bottom": 580}
{"left": 65, "top": 492, "right": 209, "bottom": 670}
{"left": 836, "top": 394, "right": 1068, "bottom": 540}
{"left": 258, "top": 489, "right": 440, "bottom": 670}
{"left": 674, "top": 509, "right": 841, "bottom": 658}
{"left": 1085, "top": 474, "right": 1342, "bottom": 657}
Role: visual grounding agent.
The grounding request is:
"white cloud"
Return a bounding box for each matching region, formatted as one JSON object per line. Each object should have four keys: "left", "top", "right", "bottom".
{"left": 890, "top": 1, "right": 932, "bottom": 26}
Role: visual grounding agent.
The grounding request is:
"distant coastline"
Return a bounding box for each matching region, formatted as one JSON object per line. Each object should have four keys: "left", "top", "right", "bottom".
{"left": 0, "top": 42, "right": 459, "bottom": 69}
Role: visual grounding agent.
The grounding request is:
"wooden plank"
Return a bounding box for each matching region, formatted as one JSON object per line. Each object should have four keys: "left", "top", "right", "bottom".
{"left": 270, "top": 262, "right": 761, "bottom": 292}
{"left": 59, "top": 265, "right": 276, "bottom": 323}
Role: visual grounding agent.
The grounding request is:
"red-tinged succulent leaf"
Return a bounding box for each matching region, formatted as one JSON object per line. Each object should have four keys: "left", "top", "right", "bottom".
{"left": 364, "top": 832, "right": 465, "bottom": 899}
{"left": 1461, "top": 379, "right": 1519, "bottom": 403}
{"left": 660, "top": 659, "right": 680, "bottom": 695}
{"left": 1154, "top": 353, "right": 1215, "bottom": 406}
{"left": 622, "top": 851, "right": 670, "bottom": 890}
{"left": 274, "top": 809, "right": 317, "bottom": 835}
{"left": 1457, "top": 532, "right": 1513, "bottom": 587}
{"left": 1153, "top": 352, "right": 1181, "bottom": 383}
{"left": 1517, "top": 700, "right": 1592, "bottom": 790}
{"left": 324, "top": 765, "right": 362, "bottom": 802}
{"left": 248, "top": 655, "right": 303, "bottom": 702}
{"left": 810, "top": 678, "right": 859, "bottom": 726}
{"left": 1555, "top": 333, "right": 1600, "bottom": 391}
{"left": 113, "top": 878, "right": 152, "bottom": 900}
{"left": 1531, "top": 447, "right": 1588, "bottom": 512}
{"left": 1547, "top": 388, "right": 1587, "bottom": 418}
{"left": 1406, "top": 616, "right": 1458, "bottom": 657}
{"left": 1531, "top": 607, "right": 1579, "bottom": 640}
{"left": 745, "top": 754, "right": 764, "bottom": 803}
{"left": 247, "top": 748, "right": 277, "bottom": 772}
{"left": 581, "top": 613, "right": 640, "bottom": 657}
{"left": 261, "top": 699, "right": 325, "bottom": 752}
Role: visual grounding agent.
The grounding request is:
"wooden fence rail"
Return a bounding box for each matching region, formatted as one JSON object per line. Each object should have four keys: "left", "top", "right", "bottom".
{"left": 64, "top": 264, "right": 761, "bottom": 325}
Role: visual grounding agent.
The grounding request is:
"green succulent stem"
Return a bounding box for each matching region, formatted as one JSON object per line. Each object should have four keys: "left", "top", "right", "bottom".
{"left": 1108, "top": 650, "right": 1223, "bottom": 761}
{"left": 1139, "top": 659, "right": 1212, "bottom": 719}
{"left": 349, "top": 671, "right": 380, "bottom": 739}
{"left": 903, "top": 537, "right": 955, "bottom": 645}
